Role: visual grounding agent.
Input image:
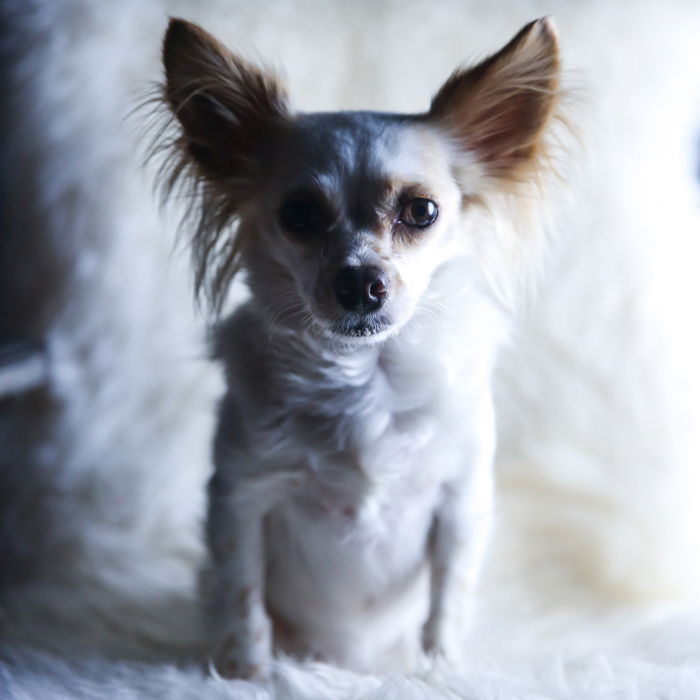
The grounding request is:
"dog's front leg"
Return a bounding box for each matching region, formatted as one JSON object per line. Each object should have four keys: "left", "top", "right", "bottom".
{"left": 422, "top": 454, "right": 494, "bottom": 663}
{"left": 207, "top": 474, "right": 272, "bottom": 680}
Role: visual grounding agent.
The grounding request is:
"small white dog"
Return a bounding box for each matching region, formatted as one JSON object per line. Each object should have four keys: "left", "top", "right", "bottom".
{"left": 158, "top": 17, "right": 561, "bottom": 678}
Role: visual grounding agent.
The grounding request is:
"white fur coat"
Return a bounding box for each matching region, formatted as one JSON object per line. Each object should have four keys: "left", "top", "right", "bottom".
{"left": 1, "top": 1, "right": 700, "bottom": 697}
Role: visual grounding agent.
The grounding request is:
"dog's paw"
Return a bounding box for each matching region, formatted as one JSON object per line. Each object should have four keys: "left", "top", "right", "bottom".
{"left": 214, "top": 655, "right": 270, "bottom": 681}
{"left": 213, "top": 625, "right": 272, "bottom": 680}
{"left": 421, "top": 617, "right": 462, "bottom": 666}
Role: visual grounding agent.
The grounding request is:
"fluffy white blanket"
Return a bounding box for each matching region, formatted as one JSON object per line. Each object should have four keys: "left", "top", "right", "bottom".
{"left": 1, "top": 1, "right": 700, "bottom": 697}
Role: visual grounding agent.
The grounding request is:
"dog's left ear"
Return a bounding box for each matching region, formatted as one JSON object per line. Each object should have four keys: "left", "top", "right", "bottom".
{"left": 429, "top": 18, "right": 559, "bottom": 181}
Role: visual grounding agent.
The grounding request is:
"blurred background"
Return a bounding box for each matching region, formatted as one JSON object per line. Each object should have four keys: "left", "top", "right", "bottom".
{"left": 1, "top": 0, "right": 700, "bottom": 694}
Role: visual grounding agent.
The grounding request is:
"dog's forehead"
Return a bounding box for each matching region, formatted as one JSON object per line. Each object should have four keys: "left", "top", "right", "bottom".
{"left": 274, "top": 111, "right": 437, "bottom": 191}
{"left": 285, "top": 112, "right": 398, "bottom": 177}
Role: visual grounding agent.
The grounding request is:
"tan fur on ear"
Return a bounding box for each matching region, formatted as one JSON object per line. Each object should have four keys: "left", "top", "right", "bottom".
{"left": 429, "top": 18, "right": 560, "bottom": 182}
{"left": 163, "top": 18, "right": 288, "bottom": 179}
{"left": 159, "top": 18, "right": 289, "bottom": 309}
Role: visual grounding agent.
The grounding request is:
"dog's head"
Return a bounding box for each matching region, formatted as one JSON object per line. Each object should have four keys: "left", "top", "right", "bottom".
{"left": 160, "top": 18, "right": 560, "bottom": 344}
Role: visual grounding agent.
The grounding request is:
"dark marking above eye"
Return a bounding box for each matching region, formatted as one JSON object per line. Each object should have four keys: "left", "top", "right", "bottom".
{"left": 399, "top": 198, "right": 439, "bottom": 228}
{"left": 278, "top": 197, "right": 330, "bottom": 237}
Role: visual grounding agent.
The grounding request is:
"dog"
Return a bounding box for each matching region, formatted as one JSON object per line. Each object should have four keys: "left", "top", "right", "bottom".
{"left": 157, "top": 16, "right": 561, "bottom": 679}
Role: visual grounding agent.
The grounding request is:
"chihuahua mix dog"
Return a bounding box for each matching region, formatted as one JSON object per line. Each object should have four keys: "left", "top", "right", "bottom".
{"left": 158, "top": 16, "right": 561, "bottom": 678}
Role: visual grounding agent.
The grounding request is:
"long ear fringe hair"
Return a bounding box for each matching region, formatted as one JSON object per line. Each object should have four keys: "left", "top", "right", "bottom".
{"left": 458, "top": 82, "right": 580, "bottom": 314}
{"left": 137, "top": 85, "right": 247, "bottom": 315}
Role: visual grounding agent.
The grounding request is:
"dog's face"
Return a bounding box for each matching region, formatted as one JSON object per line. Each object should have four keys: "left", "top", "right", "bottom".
{"left": 161, "top": 19, "right": 559, "bottom": 343}
{"left": 250, "top": 113, "right": 467, "bottom": 342}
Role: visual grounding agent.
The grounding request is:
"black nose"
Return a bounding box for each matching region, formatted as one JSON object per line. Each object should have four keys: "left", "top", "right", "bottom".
{"left": 334, "top": 266, "right": 388, "bottom": 313}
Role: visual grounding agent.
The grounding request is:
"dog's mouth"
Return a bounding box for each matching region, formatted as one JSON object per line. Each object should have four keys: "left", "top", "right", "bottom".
{"left": 329, "top": 314, "right": 392, "bottom": 339}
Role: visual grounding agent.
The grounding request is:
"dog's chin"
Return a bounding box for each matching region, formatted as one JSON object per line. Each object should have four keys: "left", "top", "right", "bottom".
{"left": 325, "top": 315, "right": 396, "bottom": 346}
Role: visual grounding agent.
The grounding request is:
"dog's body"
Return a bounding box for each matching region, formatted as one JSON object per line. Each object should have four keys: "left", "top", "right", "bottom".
{"left": 211, "top": 262, "right": 506, "bottom": 672}
{"left": 159, "top": 18, "right": 561, "bottom": 678}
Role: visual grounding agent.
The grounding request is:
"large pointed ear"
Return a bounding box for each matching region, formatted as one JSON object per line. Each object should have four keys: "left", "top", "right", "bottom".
{"left": 162, "top": 18, "right": 289, "bottom": 185}
{"left": 158, "top": 19, "right": 289, "bottom": 310}
{"left": 429, "top": 18, "right": 560, "bottom": 182}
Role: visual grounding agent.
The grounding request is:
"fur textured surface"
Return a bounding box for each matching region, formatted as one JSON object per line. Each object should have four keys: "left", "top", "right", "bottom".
{"left": 1, "top": 0, "right": 700, "bottom": 697}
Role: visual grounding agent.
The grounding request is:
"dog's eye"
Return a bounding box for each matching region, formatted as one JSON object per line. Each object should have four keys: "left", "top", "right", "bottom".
{"left": 399, "top": 198, "right": 439, "bottom": 228}
{"left": 278, "top": 199, "right": 328, "bottom": 236}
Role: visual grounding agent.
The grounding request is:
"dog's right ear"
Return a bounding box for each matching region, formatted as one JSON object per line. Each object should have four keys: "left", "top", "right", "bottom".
{"left": 162, "top": 18, "right": 289, "bottom": 185}
{"left": 159, "top": 19, "right": 289, "bottom": 310}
